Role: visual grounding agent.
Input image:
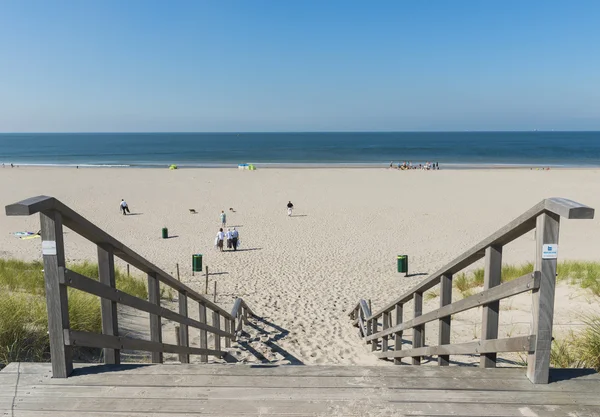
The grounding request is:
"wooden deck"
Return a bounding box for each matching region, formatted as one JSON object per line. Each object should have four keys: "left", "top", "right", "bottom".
{"left": 1, "top": 363, "right": 599, "bottom": 416}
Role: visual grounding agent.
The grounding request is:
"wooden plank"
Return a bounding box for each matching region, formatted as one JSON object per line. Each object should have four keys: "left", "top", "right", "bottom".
{"left": 481, "top": 245, "right": 502, "bottom": 368}
{"left": 5, "top": 196, "right": 234, "bottom": 320}
{"left": 224, "top": 318, "right": 231, "bottom": 348}
{"left": 63, "top": 330, "right": 224, "bottom": 357}
{"left": 412, "top": 292, "right": 423, "bottom": 365}
{"left": 394, "top": 303, "right": 403, "bottom": 365}
{"left": 544, "top": 197, "right": 594, "bottom": 219}
{"left": 367, "top": 272, "right": 539, "bottom": 341}
{"left": 370, "top": 316, "right": 378, "bottom": 351}
{"left": 62, "top": 269, "right": 231, "bottom": 338}
{"left": 198, "top": 303, "right": 208, "bottom": 363}
{"left": 438, "top": 274, "right": 452, "bottom": 366}
{"left": 97, "top": 245, "right": 119, "bottom": 365}
{"left": 528, "top": 212, "right": 560, "bottom": 384}
{"left": 213, "top": 311, "right": 221, "bottom": 351}
{"left": 178, "top": 291, "right": 190, "bottom": 364}
{"left": 39, "top": 210, "right": 73, "bottom": 378}
{"left": 376, "top": 335, "right": 535, "bottom": 359}
{"left": 147, "top": 273, "right": 163, "bottom": 364}
{"left": 381, "top": 312, "right": 390, "bottom": 352}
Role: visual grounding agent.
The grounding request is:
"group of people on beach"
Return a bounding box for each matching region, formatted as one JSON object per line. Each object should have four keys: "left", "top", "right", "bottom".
{"left": 215, "top": 226, "right": 239, "bottom": 251}
{"left": 390, "top": 161, "right": 439, "bottom": 170}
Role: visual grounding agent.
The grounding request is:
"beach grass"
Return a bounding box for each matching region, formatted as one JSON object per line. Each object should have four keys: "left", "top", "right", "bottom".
{"left": 551, "top": 316, "right": 600, "bottom": 371}
{"left": 0, "top": 258, "right": 162, "bottom": 368}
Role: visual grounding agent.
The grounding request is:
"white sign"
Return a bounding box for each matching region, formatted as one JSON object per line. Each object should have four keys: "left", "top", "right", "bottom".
{"left": 42, "top": 240, "right": 57, "bottom": 256}
{"left": 542, "top": 244, "right": 558, "bottom": 259}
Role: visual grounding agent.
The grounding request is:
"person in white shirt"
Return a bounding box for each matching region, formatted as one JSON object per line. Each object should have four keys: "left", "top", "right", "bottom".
{"left": 220, "top": 211, "right": 226, "bottom": 228}
{"left": 231, "top": 227, "right": 239, "bottom": 251}
{"left": 215, "top": 228, "right": 225, "bottom": 252}
{"left": 225, "top": 228, "right": 233, "bottom": 249}
{"left": 120, "top": 199, "right": 130, "bottom": 215}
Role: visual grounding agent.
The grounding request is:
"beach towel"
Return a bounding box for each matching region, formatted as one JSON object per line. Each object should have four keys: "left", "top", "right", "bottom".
{"left": 14, "top": 232, "right": 35, "bottom": 236}
{"left": 21, "top": 235, "right": 41, "bottom": 240}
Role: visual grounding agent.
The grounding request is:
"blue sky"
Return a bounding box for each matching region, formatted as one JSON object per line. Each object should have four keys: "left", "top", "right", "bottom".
{"left": 1, "top": 0, "right": 599, "bottom": 132}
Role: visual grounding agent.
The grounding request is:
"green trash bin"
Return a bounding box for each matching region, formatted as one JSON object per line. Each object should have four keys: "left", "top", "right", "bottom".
{"left": 192, "top": 254, "right": 203, "bottom": 272}
{"left": 397, "top": 255, "right": 408, "bottom": 274}
{"left": 162, "top": 227, "right": 168, "bottom": 239}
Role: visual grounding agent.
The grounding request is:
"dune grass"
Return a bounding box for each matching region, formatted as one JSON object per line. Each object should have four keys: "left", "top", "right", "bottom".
{"left": 551, "top": 316, "right": 600, "bottom": 371}
{"left": 0, "top": 258, "right": 169, "bottom": 368}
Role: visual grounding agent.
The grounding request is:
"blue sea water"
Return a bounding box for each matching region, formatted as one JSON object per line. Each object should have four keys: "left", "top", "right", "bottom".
{"left": 0, "top": 132, "right": 599, "bottom": 168}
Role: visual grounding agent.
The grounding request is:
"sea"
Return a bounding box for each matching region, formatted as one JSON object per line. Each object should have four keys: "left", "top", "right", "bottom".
{"left": 0, "top": 132, "right": 599, "bottom": 168}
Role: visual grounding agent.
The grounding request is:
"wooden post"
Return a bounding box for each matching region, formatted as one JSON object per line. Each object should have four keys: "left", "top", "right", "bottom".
{"left": 127, "top": 264, "right": 130, "bottom": 277}
{"left": 412, "top": 292, "right": 423, "bottom": 365}
{"left": 368, "top": 299, "right": 372, "bottom": 314}
{"left": 243, "top": 305, "right": 249, "bottom": 323}
{"left": 481, "top": 246, "right": 502, "bottom": 368}
{"left": 176, "top": 263, "right": 180, "bottom": 281}
{"left": 381, "top": 312, "right": 390, "bottom": 353}
{"left": 371, "top": 316, "right": 379, "bottom": 351}
{"left": 147, "top": 273, "right": 163, "bottom": 363}
{"left": 199, "top": 303, "right": 208, "bottom": 362}
{"left": 366, "top": 311, "right": 372, "bottom": 339}
{"left": 438, "top": 274, "right": 453, "bottom": 366}
{"left": 178, "top": 291, "right": 189, "bottom": 363}
{"left": 175, "top": 325, "right": 180, "bottom": 346}
{"left": 224, "top": 317, "right": 231, "bottom": 348}
{"left": 212, "top": 311, "right": 221, "bottom": 351}
{"left": 213, "top": 280, "right": 217, "bottom": 303}
{"left": 98, "top": 245, "right": 119, "bottom": 365}
{"left": 205, "top": 266, "right": 209, "bottom": 294}
{"left": 394, "top": 304, "right": 403, "bottom": 365}
{"left": 40, "top": 211, "right": 73, "bottom": 378}
{"left": 528, "top": 212, "right": 560, "bottom": 384}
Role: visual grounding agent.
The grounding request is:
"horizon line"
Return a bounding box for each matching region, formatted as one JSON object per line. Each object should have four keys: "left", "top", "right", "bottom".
{"left": 1, "top": 130, "right": 599, "bottom": 135}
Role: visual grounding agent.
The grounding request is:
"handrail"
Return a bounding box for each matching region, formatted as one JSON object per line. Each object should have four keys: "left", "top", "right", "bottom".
{"left": 6, "top": 195, "right": 231, "bottom": 318}
{"left": 5, "top": 195, "right": 257, "bottom": 378}
{"left": 349, "top": 197, "right": 594, "bottom": 384}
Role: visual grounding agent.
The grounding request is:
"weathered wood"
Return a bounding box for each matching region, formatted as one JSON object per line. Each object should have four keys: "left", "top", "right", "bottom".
{"left": 376, "top": 335, "right": 535, "bottom": 359}
{"left": 198, "top": 303, "right": 208, "bottom": 363}
{"left": 213, "top": 280, "right": 217, "bottom": 303}
{"left": 481, "top": 245, "right": 502, "bottom": 368}
{"left": 39, "top": 210, "right": 73, "bottom": 378}
{"left": 175, "top": 326, "right": 180, "bottom": 346}
{"left": 224, "top": 318, "right": 231, "bottom": 348}
{"left": 97, "top": 245, "right": 119, "bottom": 365}
{"left": 412, "top": 292, "right": 423, "bottom": 365}
{"left": 63, "top": 330, "right": 224, "bottom": 357}
{"left": 62, "top": 269, "right": 231, "bottom": 337}
{"left": 367, "top": 273, "right": 539, "bottom": 341}
{"left": 381, "top": 312, "right": 390, "bottom": 352}
{"left": 367, "top": 198, "right": 593, "bottom": 319}
{"left": 528, "top": 212, "right": 560, "bottom": 384}
{"left": 178, "top": 291, "right": 190, "bottom": 364}
{"left": 394, "top": 304, "right": 403, "bottom": 365}
{"left": 176, "top": 263, "right": 180, "bottom": 281}
{"left": 371, "top": 316, "right": 379, "bottom": 352}
{"left": 147, "top": 273, "right": 163, "bottom": 364}
{"left": 438, "top": 274, "right": 452, "bottom": 366}
{"left": 5, "top": 196, "right": 234, "bottom": 320}
{"left": 205, "top": 266, "right": 209, "bottom": 294}
{"left": 213, "top": 311, "right": 221, "bottom": 351}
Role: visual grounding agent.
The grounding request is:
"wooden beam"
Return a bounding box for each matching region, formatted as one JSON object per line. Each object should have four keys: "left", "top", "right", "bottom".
{"left": 375, "top": 335, "right": 535, "bottom": 359}
{"left": 481, "top": 246, "right": 502, "bottom": 368}
{"left": 381, "top": 312, "right": 390, "bottom": 352}
{"left": 528, "top": 212, "right": 560, "bottom": 384}
{"left": 178, "top": 291, "right": 190, "bottom": 364}
{"left": 147, "top": 273, "right": 163, "bottom": 364}
{"left": 199, "top": 303, "right": 208, "bottom": 363}
{"left": 97, "top": 245, "right": 119, "bottom": 365}
{"left": 438, "top": 274, "right": 452, "bottom": 366}
{"left": 544, "top": 197, "right": 594, "bottom": 220}
{"left": 371, "top": 316, "right": 379, "bottom": 352}
{"left": 40, "top": 210, "right": 73, "bottom": 378}
{"left": 213, "top": 312, "right": 221, "bottom": 351}
{"left": 412, "top": 292, "right": 423, "bottom": 365}
{"left": 394, "top": 304, "right": 403, "bottom": 365}
{"left": 366, "top": 272, "right": 539, "bottom": 341}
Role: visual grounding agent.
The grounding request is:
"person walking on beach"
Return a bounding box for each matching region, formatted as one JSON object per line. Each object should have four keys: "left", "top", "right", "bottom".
{"left": 287, "top": 201, "right": 294, "bottom": 216}
{"left": 120, "top": 199, "right": 130, "bottom": 215}
{"left": 231, "top": 227, "right": 239, "bottom": 251}
{"left": 215, "top": 228, "right": 225, "bottom": 252}
{"left": 220, "top": 210, "right": 226, "bottom": 228}
{"left": 226, "top": 228, "right": 233, "bottom": 249}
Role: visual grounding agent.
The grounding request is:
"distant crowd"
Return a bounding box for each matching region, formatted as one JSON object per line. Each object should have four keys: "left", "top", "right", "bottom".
{"left": 390, "top": 161, "right": 439, "bottom": 170}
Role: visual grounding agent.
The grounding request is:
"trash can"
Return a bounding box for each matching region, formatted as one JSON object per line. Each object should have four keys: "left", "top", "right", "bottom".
{"left": 192, "top": 254, "right": 203, "bottom": 272}
{"left": 397, "top": 255, "right": 408, "bottom": 274}
{"left": 162, "top": 227, "right": 168, "bottom": 239}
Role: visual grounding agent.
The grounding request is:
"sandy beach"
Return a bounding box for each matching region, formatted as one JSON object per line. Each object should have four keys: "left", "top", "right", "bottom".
{"left": 1, "top": 167, "right": 599, "bottom": 366}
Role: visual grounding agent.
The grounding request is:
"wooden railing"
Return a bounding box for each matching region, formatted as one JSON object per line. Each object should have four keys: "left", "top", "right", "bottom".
{"left": 5, "top": 195, "right": 256, "bottom": 378}
{"left": 349, "top": 198, "right": 594, "bottom": 384}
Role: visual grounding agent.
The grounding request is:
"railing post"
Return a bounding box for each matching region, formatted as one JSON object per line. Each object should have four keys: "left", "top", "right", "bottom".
{"left": 481, "top": 246, "right": 502, "bottom": 368}
{"left": 366, "top": 313, "right": 372, "bottom": 339}
{"left": 528, "top": 212, "right": 560, "bottom": 384}
{"left": 178, "top": 290, "right": 189, "bottom": 363}
{"left": 394, "top": 304, "right": 403, "bottom": 365}
{"left": 199, "top": 303, "right": 208, "bottom": 362}
{"left": 147, "top": 273, "right": 163, "bottom": 363}
{"left": 40, "top": 210, "right": 73, "bottom": 378}
{"left": 381, "top": 312, "right": 390, "bottom": 352}
{"left": 438, "top": 274, "right": 453, "bottom": 366}
{"left": 98, "top": 245, "right": 119, "bottom": 365}
{"left": 371, "top": 316, "right": 379, "bottom": 351}
{"left": 213, "top": 311, "right": 221, "bottom": 351}
{"left": 412, "top": 292, "right": 423, "bottom": 365}
{"left": 224, "top": 316, "right": 231, "bottom": 348}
